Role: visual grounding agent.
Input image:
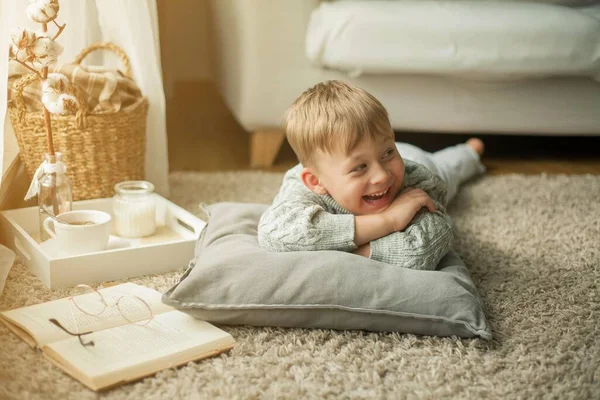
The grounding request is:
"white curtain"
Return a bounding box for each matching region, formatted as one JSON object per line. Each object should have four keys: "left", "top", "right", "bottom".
{"left": 94, "top": 0, "right": 168, "bottom": 196}
{"left": 0, "top": 0, "right": 169, "bottom": 196}
{"left": 0, "top": 1, "right": 17, "bottom": 186}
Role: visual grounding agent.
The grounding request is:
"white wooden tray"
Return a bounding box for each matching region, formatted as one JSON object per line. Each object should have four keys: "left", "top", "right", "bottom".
{"left": 0, "top": 195, "right": 206, "bottom": 289}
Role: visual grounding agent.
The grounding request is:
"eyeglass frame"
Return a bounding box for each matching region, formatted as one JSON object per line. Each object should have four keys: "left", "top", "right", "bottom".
{"left": 49, "top": 317, "right": 95, "bottom": 346}
{"left": 48, "top": 284, "right": 154, "bottom": 347}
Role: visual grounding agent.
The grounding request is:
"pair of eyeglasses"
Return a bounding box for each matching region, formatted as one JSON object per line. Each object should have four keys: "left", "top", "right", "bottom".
{"left": 49, "top": 284, "right": 154, "bottom": 347}
{"left": 49, "top": 318, "right": 94, "bottom": 346}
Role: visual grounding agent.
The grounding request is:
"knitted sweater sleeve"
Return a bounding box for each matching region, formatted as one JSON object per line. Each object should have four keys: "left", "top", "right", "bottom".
{"left": 369, "top": 160, "right": 455, "bottom": 270}
{"left": 258, "top": 165, "right": 357, "bottom": 252}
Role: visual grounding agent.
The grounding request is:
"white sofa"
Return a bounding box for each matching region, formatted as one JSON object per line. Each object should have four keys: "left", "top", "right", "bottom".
{"left": 210, "top": 0, "right": 600, "bottom": 167}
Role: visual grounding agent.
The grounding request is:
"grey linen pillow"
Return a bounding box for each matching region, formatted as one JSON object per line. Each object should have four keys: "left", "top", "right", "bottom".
{"left": 162, "top": 203, "right": 492, "bottom": 340}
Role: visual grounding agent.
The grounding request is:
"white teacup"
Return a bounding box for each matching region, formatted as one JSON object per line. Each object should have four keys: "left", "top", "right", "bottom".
{"left": 43, "top": 210, "right": 112, "bottom": 256}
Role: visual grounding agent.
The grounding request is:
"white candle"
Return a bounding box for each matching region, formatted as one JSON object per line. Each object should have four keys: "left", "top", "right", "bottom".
{"left": 112, "top": 181, "right": 157, "bottom": 238}
{"left": 113, "top": 200, "right": 156, "bottom": 238}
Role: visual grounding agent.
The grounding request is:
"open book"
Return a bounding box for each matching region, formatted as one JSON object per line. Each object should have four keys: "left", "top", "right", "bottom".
{"left": 0, "top": 283, "right": 235, "bottom": 391}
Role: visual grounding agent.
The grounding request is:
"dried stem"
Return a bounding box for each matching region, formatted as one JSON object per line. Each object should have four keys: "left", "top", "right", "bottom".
{"left": 40, "top": 22, "right": 57, "bottom": 214}
{"left": 51, "top": 20, "right": 66, "bottom": 41}
{"left": 10, "top": 57, "right": 43, "bottom": 78}
{"left": 41, "top": 22, "right": 55, "bottom": 157}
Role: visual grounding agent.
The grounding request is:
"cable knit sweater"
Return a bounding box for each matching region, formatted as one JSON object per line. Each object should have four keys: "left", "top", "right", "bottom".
{"left": 258, "top": 160, "right": 454, "bottom": 270}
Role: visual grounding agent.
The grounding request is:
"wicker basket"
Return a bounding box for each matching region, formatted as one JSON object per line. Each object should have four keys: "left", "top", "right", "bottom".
{"left": 8, "top": 42, "right": 148, "bottom": 201}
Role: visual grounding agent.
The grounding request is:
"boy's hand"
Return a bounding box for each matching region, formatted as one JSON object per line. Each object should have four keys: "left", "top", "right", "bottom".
{"left": 353, "top": 187, "right": 436, "bottom": 246}
{"left": 382, "top": 187, "right": 436, "bottom": 232}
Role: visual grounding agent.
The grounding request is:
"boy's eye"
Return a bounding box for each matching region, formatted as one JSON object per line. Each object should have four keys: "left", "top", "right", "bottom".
{"left": 352, "top": 164, "right": 367, "bottom": 172}
{"left": 381, "top": 148, "right": 394, "bottom": 159}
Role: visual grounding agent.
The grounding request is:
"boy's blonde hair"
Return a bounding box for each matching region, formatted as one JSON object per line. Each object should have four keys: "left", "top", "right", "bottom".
{"left": 283, "top": 80, "right": 393, "bottom": 167}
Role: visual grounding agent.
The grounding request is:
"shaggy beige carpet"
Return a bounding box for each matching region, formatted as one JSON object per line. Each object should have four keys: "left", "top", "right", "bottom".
{"left": 0, "top": 171, "right": 598, "bottom": 399}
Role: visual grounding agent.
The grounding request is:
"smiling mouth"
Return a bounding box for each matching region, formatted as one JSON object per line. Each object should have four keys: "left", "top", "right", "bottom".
{"left": 362, "top": 187, "right": 390, "bottom": 203}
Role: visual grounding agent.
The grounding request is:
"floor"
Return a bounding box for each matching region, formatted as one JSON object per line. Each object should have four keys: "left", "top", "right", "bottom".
{"left": 167, "top": 81, "right": 600, "bottom": 175}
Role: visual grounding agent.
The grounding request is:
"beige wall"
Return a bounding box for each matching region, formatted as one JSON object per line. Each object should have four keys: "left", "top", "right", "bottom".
{"left": 157, "top": 0, "right": 215, "bottom": 98}
{"left": 157, "top": 0, "right": 252, "bottom": 171}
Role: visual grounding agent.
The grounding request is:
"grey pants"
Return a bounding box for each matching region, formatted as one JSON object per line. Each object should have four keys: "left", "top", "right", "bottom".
{"left": 395, "top": 142, "right": 486, "bottom": 203}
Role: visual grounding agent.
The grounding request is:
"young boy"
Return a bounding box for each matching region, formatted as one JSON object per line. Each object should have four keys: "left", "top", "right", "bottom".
{"left": 258, "top": 80, "right": 485, "bottom": 270}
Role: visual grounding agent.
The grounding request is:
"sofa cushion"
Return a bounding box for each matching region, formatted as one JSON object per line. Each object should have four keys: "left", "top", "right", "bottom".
{"left": 308, "top": 1, "right": 600, "bottom": 79}
{"left": 162, "top": 202, "right": 492, "bottom": 340}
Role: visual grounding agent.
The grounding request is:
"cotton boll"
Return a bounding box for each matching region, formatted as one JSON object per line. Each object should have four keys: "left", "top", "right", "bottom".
{"left": 42, "top": 73, "right": 78, "bottom": 114}
{"left": 10, "top": 28, "right": 38, "bottom": 63}
{"left": 42, "top": 91, "right": 79, "bottom": 115}
{"left": 31, "top": 36, "right": 63, "bottom": 67}
{"left": 10, "top": 27, "right": 37, "bottom": 50}
{"left": 58, "top": 94, "right": 79, "bottom": 114}
{"left": 27, "top": 0, "right": 60, "bottom": 23}
{"left": 42, "top": 91, "right": 61, "bottom": 113}
{"left": 10, "top": 28, "right": 63, "bottom": 67}
{"left": 43, "top": 73, "right": 71, "bottom": 92}
{"left": 11, "top": 46, "right": 31, "bottom": 63}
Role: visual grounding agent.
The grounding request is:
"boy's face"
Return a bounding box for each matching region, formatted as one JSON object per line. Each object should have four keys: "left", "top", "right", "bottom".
{"left": 305, "top": 135, "right": 405, "bottom": 215}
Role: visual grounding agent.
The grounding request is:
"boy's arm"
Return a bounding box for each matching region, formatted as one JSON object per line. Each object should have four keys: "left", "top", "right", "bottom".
{"left": 364, "top": 160, "right": 454, "bottom": 270}
{"left": 354, "top": 186, "right": 439, "bottom": 246}
{"left": 258, "top": 201, "right": 356, "bottom": 252}
{"left": 353, "top": 213, "right": 394, "bottom": 246}
{"left": 258, "top": 166, "right": 356, "bottom": 252}
{"left": 368, "top": 210, "right": 454, "bottom": 270}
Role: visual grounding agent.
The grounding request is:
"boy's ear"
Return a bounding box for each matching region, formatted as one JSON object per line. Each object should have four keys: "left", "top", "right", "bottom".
{"left": 300, "top": 167, "right": 328, "bottom": 195}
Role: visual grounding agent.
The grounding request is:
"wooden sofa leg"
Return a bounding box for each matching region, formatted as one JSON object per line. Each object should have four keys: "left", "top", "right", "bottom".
{"left": 250, "top": 129, "right": 285, "bottom": 168}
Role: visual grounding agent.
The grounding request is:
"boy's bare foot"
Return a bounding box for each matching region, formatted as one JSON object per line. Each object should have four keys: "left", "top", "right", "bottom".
{"left": 466, "top": 138, "right": 485, "bottom": 156}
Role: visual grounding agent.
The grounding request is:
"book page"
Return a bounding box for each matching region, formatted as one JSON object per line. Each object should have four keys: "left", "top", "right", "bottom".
{"left": 0, "top": 283, "right": 173, "bottom": 347}
{"left": 44, "top": 311, "right": 235, "bottom": 388}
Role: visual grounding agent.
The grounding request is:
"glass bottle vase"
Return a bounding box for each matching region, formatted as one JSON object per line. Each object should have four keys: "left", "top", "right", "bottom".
{"left": 38, "top": 152, "right": 73, "bottom": 241}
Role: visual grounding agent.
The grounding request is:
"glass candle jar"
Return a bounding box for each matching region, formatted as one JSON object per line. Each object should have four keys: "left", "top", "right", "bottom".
{"left": 38, "top": 152, "right": 73, "bottom": 241}
{"left": 113, "top": 181, "right": 156, "bottom": 238}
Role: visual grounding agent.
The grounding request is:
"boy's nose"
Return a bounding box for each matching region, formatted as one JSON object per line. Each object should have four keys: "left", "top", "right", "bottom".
{"left": 370, "top": 164, "right": 390, "bottom": 184}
